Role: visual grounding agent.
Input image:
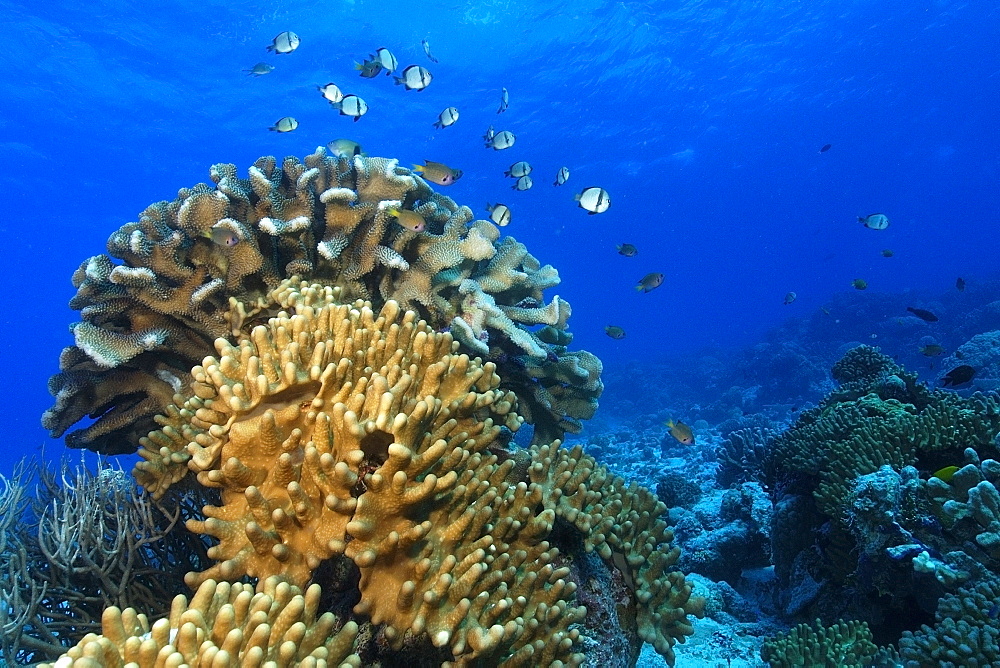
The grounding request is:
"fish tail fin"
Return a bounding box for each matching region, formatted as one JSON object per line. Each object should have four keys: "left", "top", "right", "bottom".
{"left": 393, "top": 76, "right": 404, "bottom": 85}
{"left": 354, "top": 61, "right": 364, "bottom": 70}
{"left": 433, "top": 121, "right": 442, "bottom": 129}
{"left": 330, "top": 101, "right": 342, "bottom": 110}
{"left": 412, "top": 164, "right": 424, "bottom": 173}
{"left": 635, "top": 284, "right": 644, "bottom": 292}
{"left": 573, "top": 193, "right": 582, "bottom": 202}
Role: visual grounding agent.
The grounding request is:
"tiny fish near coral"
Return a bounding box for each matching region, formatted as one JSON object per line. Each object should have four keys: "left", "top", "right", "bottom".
{"left": 413, "top": 160, "right": 461, "bottom": 185}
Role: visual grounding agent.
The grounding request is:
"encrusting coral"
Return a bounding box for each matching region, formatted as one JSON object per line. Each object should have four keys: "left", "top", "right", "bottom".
{"left": 43, "top": 150, "right": 600, "bottom": 456}
{"left": 39, "top": 577, "right": 361, "bottom": 668}
{"left": 130, "top": 290, "right": 699, "bottom": 665}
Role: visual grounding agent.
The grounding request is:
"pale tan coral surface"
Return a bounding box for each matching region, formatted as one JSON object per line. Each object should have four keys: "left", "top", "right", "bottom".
{"left": 45, "top": 151, "right": 596, "bottom": 456}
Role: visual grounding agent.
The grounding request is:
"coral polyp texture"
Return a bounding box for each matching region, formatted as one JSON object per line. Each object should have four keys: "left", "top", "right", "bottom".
{"left": 131, "top": 293, "right": 696, "bottom": 665}
{"left": 43, "top": 150, "right": 600, "bottom": 456}
{"left": 40, "top": 577, "right": 361, "bottom": 668}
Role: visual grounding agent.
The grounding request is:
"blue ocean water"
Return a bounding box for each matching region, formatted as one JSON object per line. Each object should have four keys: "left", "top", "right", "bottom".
{"left": 3, "top": 0, "right": 997, "bottom": 464}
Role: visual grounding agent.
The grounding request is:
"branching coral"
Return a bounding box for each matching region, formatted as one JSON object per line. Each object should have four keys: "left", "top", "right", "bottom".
{"left": 40, "top": 577, "right": 361, "bottom": 668}
{"left": 45, "top": 150, "right": 598, "bottom": 456}
{"left": 898, "top": 577, "right": 1000, "bottom": 666}
{"left": 761, "top": 618, "right": 881, "bottom": 667}
{"left": 0, "top": 459, "right": 212, "bottom": 665}
{"left": 131, "top": 293, "right": 694, "bottom": 666}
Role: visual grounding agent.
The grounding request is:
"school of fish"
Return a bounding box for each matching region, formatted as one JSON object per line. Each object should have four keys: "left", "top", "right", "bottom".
{"left": 248, "top": 33, "right": 968, "bottom": 396}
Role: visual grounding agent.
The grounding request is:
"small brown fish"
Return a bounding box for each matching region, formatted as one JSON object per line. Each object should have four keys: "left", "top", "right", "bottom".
{"left": 605, "top": 326, "right": 626, "bottom": 339}
{"left": 413, "top": 160, "right": 462, "bottom": 186}
{"left": 783, "top": 291, "right": 797, "bottom": 305}
{"left": 907, "top": 307, "right": 939, "bottom": 322}
{"left": 819, "top": 143, "right": 832, "bottom": 153}
{"left": 636, "top": 273, "right": 664, "bottom": 293}
{"left": 881, "top": 249, "right": 894, "bottom": 257}
{"left": 616, "top": 243, "right": 637, "bottom": 257}
{"left": 209, "top": 227, "right": 240, "bottom": 247}
{"left": 956, "top": 277, "right": 966, "bottom": 292}
{"left": 920, "top": 344, "right": 945, "bottom": 356}
{"left": 386, "top": 206, "right": 425, "bottom": 232}
{"left": 942, "top": 364, "right": 975, "bottom": 387}
{"left": 355, "top": 59, "right": 382, "bottom": 78}
{"left": 664, "top": 419, "right": 694, "bottom": 445}
{"left": 852, "top": 279, "right": 867, "bottom": 290}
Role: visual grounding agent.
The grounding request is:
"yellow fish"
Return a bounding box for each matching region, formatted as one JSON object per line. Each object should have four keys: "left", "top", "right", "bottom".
{"left": 664, "top": 419, "right": 694, "bottom": 445}
{"left": 413, "top": 160, "right": 462, "bottom": 186}
{"left": 386, "top": 206, "right": 425, "bottom": 232}
{"left": 932, "top": 465, "right": 961, "bottom": 483}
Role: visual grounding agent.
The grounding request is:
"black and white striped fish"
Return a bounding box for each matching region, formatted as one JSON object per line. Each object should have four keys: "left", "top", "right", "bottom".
{"left": 497, "top": 87, "right": 509, "bottom": 113}
{"left": 486, "top": 130, "right": 515, "bottom": 150}
{"left": 394, "top": 65, "right": 432, "bottom": 91}
{"left": 332, "top": 95, "right": 368, "bottom": 121}
{"left": 575, "top": 186, "right": 610, "bottom": 214}
{"left": 505, "top": 161, "right": 531, "bottom": 178}
{"left": 269, "top": 116, "right": 298, "bottom": 132}
{"left": 434, "top": 107, "right": 459, "bottom": 128}
{"left": 486, "top": 203, "right": 511, "bottom": 227}
{"left": 267, "top": 31, "right": 300, "bottom": 54}
{"left": 512, "top": 175, "right": 533, "bottom": 191}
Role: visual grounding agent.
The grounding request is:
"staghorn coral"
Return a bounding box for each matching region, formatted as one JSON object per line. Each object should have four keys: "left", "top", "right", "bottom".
{"left": 133, "top": 294, "right": 695, "bottom": 666}
{"left": 40, "top": 577, "right": 361, "bottom": 668}
{"left": 45, "top": 150, "right": 598, "bottom": 456}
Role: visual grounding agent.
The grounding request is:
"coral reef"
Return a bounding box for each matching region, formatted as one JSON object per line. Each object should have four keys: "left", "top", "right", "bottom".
{"left": 766, "top": 345, "right": 1000, "bottom": 525}
{"left": 898, "top": 577, "right": 1000, "bottom": 666}
{"left": 40, "top": 577, "right": 361, "bottom": 668}
{"left": 127, "top": 292, "right": 696, "bottom": 665}
{"left": 43, "top": 150, "right": 599, "bottom": 456}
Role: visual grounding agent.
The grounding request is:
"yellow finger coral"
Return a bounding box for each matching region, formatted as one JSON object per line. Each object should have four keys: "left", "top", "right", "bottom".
{"left": 40, "top": 577, "right": 361, "bottom": 668}
{"left": 133, "top": 290, "right": 694, "bottom": 666}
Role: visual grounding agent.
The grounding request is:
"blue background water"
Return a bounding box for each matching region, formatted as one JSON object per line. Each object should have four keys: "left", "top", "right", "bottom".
{"left": 1, "top": 0, "right": 997, "bottom": 474}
